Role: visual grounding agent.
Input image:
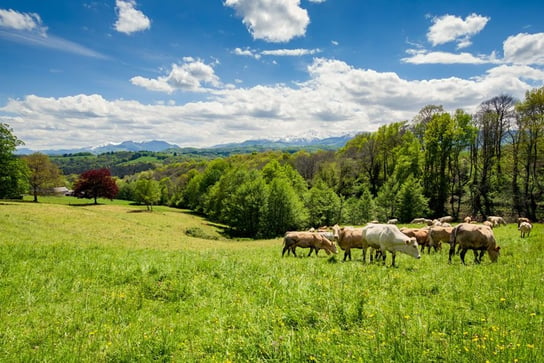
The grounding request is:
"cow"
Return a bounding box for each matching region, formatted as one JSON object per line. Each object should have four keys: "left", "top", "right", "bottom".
{"left": 387, "top": 218, "right": 398, "bottom": 224}
{"left": 428, "top": 226, "right": 453, "bottom": 251}
{"left": 410, "top": 218, "right": 433, "bottom": 225}
{"left": 464, "top": 216, "right": 472, "bottom": 223}
{"left": 517, "top": 217, "right": 531, "bottom": 227}
{"left": 482, "top": 220, "right": 494, "bottom": 229}
{"left": 448, "top": 223, "right": 500, "bottom": 264}
{"left": 362, "top": 224, "right": 421, "bottom": 267}
{"left": 518, "top": 221, "right": 532, "bottom": 238}
{"left": 282, "top": 231, "right": 337, "bottom": 257}
{"left": 487, "top": 216, "right": 507, "bottom": 227}
{"left": 331, "top": 224, "right": 382, "bottom": 263}
{"left": 400, "top": 227, "right": 434, "bottom": 253}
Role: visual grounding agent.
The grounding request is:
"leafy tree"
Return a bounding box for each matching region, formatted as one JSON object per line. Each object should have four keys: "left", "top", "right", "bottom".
{"left": 342, "top": 185, "right": 375, "bottom": 225}
{"left": 222, "top": 170, "right": 268, "bottom": 236}
{"left": 73, "top": 168, "right": 119, "bottom": 204}
{"left": 23, "top": 153, "right": 63, "bottom": 202}
{"left": 375, "top": 178, "right": 399, "bottom": 222}
{"left": 306, "top": 179, "right": 341, "bottom": 227}
{"left": 396, "top": 176, "right": 429, "bottom": 223}
{"left": 0, "top": 123, "right": 28, "bottom": 199}
{"left": 261, "top": 177, "right": 308, "bottom": 237}
{"left": 134, "top": 177, "right": 161, "bottom": 211}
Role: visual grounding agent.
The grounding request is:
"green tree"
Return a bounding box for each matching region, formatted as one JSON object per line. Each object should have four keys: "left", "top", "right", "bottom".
{"left": 342, "top": 185, "right": 375, "bottom": 225}
{"left": 23, "top": 153, "right": 63, "bottom": 202}
{"left": 396, "top": 176, "right": 429, "bottom": 223}
{"left": 306, "top": 179, "right": 341, "bottom": 227}
{"left": 261, "top": 177, "right": 308, "bottom": 237}
{"left": 0, "top": 123, "right": 27, "bottom": 199}
{"left": 134, "top": 177, "right": 161, "bottom": 211}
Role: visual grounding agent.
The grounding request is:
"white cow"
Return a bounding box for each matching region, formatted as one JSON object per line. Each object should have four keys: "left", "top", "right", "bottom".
{"left": 362, "top": 224, "right": 421, "bottom": 266}
{"left": 518, "top": 222, "right": 532, "bottom": 238}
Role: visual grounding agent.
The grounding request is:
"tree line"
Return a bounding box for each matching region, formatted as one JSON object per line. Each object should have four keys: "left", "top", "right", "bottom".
{"left": 1, "top": 87, "right": 543, "bottom": 237}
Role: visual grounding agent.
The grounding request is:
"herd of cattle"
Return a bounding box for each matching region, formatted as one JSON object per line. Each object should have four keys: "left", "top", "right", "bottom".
{"left": 282, "top": 216, "right": 534, "bottom": 266}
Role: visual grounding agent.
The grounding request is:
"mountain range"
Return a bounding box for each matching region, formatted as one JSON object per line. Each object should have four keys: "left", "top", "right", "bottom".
{"left": 16, "top": 135, "right": 355, "bottom": 155}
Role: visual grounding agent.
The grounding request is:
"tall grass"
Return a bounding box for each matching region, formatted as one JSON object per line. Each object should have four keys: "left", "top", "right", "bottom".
{"left": 1, "top": 198, "right": 542, "bottom": 362}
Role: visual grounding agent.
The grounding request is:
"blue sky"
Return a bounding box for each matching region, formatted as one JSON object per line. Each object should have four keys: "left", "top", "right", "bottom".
{"left": 1, "top": 0, "right": 543, "bottom": 151}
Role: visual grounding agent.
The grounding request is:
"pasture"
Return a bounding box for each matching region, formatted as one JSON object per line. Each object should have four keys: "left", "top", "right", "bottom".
{"left": 1, "top": 197, "right": 543, "bottom": 362}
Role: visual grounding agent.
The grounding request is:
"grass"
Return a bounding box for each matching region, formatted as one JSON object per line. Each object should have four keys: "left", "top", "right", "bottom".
{"left": 1, "top": 197, "right": 543, "bottom": 362}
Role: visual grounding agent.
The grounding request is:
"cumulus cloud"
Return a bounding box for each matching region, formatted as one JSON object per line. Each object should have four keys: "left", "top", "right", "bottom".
{"left": 130, "top": 58, "right": 222, "bottom": 93}
{"left": 224, "top": 0, "right": 310, "bottom": 42}
{"left": 4, "top": 58, "right": 544, "bottom": 150}
{"left": 114, "top": 0, "right": 150, "bottom": 34}
{"left": 503, "top": 32, "right": 544, "bottom": 65}
{"left": 402, "top": 49, "right": 498, "bottom": 64}
{"left": 0, "top": 8, "right": 46, "bottom": 34}
{"left": 427, "top": 13, "right": 489, "bottom": 48}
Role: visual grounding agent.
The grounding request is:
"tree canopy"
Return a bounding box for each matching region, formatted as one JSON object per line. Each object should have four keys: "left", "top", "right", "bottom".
{"left": 73, "top": 168, "right": 119, "bottom": 204}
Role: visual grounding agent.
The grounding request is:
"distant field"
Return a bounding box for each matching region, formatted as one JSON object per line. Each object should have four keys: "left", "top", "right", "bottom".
{"left": 1, "top": 197, "right": 543, "bottom": 362}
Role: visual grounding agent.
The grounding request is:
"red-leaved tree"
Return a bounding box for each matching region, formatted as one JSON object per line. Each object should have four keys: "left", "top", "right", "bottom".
{"left": 73, "top": 168, "right": 119, "bottom": 204}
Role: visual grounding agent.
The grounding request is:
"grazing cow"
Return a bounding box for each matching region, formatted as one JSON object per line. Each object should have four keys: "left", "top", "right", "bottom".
{"left": 439, "top": 216, "right": 454, "bottom": 223}
{"left": 362, "top": 224, "right": 421, "bottom": 267}
{"left": 400, "top": 227, "right": 433, "bottom": 253}
{"left": 517, "top": 217, "right": 531, "bottom": 227}
{"left": 448, "top": 224, "right": 500, "bottom": 264}
{"left": 464, "top": 216, "right": 472, "bottom": 223}
{"left": 487, "top": 216, "right": 507, "bottom": 227}
{"left": 518, "top": 221, "right": 532, "bottom": 238}
{"left": 482, "top": 220, "right": 494, "bottom": 229}
{"left": 387, "top": 218, "right": 398, "bottom": 224}
{"left": 282, "top": 231, "right": 337, "bottom": 257}
{"left": 410, "top": 218, "right": 433, "bottom": 225}
{"left": 331, "top": 224, "right": 382, "bottom": 263}
{"left": 428, "top": 226, "right": 454, "bottom": 251}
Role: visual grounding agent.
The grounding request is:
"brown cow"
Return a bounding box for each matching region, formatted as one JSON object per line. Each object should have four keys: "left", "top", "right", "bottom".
{"left": 448, "top": 224, "right": 500, "bottom": 264}
{"left": 282, "top": 231, "right": 337, "bottom": 257}
{"left": 428, "top": 226, "right": 454, "bottom": 251}
{"left": 400, "top": 227, "right": 434, "bottom": 253}
{"left": 517, "top": 217, "right": 530, "bottom": 227}
{"left": 331, "top": 224, "right": 382, "bottom": 262}
{"left": 487, "top": 216, "right": 507, "bottom": 227}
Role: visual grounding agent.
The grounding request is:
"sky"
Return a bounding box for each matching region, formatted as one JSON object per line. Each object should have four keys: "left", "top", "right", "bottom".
{"left": 1, "top": 0, "right": 544, "bottom": 151}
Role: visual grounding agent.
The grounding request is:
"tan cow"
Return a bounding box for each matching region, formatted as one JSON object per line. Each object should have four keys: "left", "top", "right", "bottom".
{"left": 282, "top": 231, "right": 337, "bottom": 257}
{"left": 448, "top": 223, "right": 500, "bottom": 264}
{"left": 518, "top": 221, "right": 532, "bottom": 238}
{"left": 331, "top": 224, "right": 382, "bottom": 263}
{"left": 487, "top": 216, "right": 507, "bottom": 227}
{"left": 428, "top": 226, "right": 454, "bottom": 251}
{"left": 517, "top": 217, "right": 531, "bottom": 227}
{"left": 400, "top": 227, "right": 434, "bottom": 253}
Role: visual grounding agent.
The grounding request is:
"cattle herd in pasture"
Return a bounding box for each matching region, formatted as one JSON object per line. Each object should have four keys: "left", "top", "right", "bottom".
{"left": 282, "top": 216, "right": 535, "bottom": 266}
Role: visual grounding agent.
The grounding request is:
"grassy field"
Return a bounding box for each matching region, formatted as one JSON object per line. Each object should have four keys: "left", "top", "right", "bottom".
{"left": 1, "top": 197, "right": 543, "bottom": 362}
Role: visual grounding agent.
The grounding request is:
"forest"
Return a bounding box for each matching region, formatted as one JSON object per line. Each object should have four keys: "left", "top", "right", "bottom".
{"left": 2, "top": 86, "right": 544, "bottom": 238}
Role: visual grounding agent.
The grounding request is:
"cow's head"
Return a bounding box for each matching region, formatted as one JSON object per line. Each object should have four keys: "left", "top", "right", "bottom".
{"left": 331, "top": 224, "right": 341, "bottom": 241}
{"left": 489, "top": 246, "right": 500, "bottom": 262}
{"left": 404, "top": 237, "right": 421, "bottom": 259}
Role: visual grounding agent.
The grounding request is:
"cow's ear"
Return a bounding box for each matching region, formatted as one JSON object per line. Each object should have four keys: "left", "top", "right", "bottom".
{"left": 405, "top": 240, "right": 409, "bottom": 245}
{"left": 496, "top": 246, "right": 501, "bottom": 251}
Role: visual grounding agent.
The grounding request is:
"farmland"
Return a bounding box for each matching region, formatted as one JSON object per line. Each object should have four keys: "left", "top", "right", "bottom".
{"left": 1, "top": 197, "right": 543, "bottom": 362}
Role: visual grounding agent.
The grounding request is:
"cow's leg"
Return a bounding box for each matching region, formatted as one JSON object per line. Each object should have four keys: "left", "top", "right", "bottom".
{"left": 459, "top": 248, "right": 468, "bottom": 265}
{"left": 390, "top": 252, "right": 396, "bottom": 267}
{"left": 307, "top": 248, "right": 313, "bottom": 257}
{"left": 448, "top": 245, "right": 456, "bottom": 263}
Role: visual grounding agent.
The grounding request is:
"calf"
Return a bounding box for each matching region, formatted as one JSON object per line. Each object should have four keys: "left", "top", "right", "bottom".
{"left": 518, "top": 221, "right": 532, "bottom": 238}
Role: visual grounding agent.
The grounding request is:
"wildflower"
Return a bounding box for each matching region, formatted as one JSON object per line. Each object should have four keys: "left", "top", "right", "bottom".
{"left": 403, "top": 315, "right": 410, "bottom": 320}
{"left": 500, "top": 297, "right": 506, "bottom": 302}
{"left": 526, "top": 344, "right": 534, "bottom": 349}
{"left": 529, "top": 312, "right": 536, "bottom": 317}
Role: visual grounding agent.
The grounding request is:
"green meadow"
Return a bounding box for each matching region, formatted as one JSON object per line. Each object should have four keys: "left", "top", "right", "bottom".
{"left": 1, "top": 197, "right": 542, "bottom": 362}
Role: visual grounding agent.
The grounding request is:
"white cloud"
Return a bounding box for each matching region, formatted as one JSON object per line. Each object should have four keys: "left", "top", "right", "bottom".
{"left": 261, "top": 48, "right": 321, "bottom": 56}
{"left": 224, "top": 0, "right": 310, "bottom": 42}
{"left": 233, "top": 47, "right": 261, "bottom": 59}
{"left": 503, "top": 33, "right": 544, "bottom": 65}
{"left": 0, "top": 8, "right": 46, "bottom": 35}
{"left": 4, "top": 58, "right": 544, "bottom": 150}
{"left": 114, "top": 0, "right": 150, "bottom": 35}
{"left": 130, "top": 58, "right": 222, "bottom": 93}
{"left": 402, "top": 50, "right": 498, "bottom": 64}
{"left": 427, "top": 13, "right": 489, "bottom": 48}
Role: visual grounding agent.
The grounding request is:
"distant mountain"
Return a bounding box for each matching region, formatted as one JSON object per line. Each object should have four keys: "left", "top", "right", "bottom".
{"left": 212, "top": 134, "right": 354, "bottom": 150}
{"left": 15, "top": 134, "right": 355, "bottom": 155}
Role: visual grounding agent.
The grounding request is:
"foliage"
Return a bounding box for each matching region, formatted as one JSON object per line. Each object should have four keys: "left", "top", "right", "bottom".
{"left": 23, "top": 153, "right": 63, "bottom": 202}
{"left": 133, "top": 176, "right": 161, "bottom": 211}
{"left": 396, "top": 175, "right": 429, "bottom": 222}
{"left": 0, "top": 200, "right": 542, "bottom": 362}
{"left": 0, "top": 123, "right": 28, "bottom": 199}
{"left": 306, "top": 179, "right": 341, "bottom": 227}
{"left": 73, "top": 168, "right": 119, "bottom": 204}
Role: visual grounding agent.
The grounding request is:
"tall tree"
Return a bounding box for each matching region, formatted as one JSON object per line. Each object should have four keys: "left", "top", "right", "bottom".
{"left": 73, "top": 168, "right": 119, "bottom": 204}
{"left": 515, "top": 87, "right": 544, "bottom": 220}
{"left": 23, "top": 153, "right": 63, "bottom": 202}
{"left": 134, "top": 176, "right": 161, "bottom": 211}
{"left": 0, "top": 123, "right": 28, "bottom": 199}
{"left": 306, "top": 179, "right": 341, "bottom": 227}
